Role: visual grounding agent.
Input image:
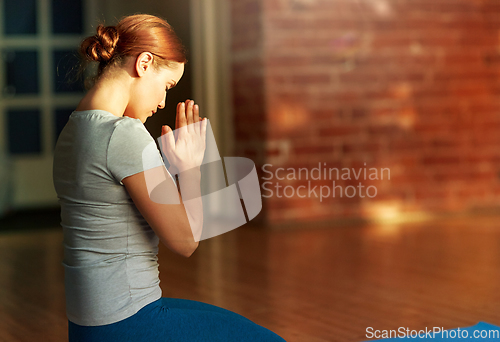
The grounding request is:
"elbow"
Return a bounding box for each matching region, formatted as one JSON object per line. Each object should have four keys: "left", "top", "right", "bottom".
{"left": 158, "top": 232, "right": 200, "bottom": 258}
{"left": 180, "top": 241, "right": 199, "bottom": 258}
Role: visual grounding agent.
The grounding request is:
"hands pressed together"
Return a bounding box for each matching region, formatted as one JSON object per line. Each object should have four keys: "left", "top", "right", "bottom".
{"left": 160, "top": 99, "right": 207, "bottom": 174}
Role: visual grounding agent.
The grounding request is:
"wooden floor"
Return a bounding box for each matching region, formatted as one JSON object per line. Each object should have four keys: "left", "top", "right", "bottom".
{"left": 1, "top": 214, "right": 500, "bottom": 341}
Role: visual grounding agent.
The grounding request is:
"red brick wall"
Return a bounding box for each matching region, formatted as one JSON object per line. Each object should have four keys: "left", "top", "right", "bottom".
{"left": 231, "top": 0, "right": 500, "bottom": 227}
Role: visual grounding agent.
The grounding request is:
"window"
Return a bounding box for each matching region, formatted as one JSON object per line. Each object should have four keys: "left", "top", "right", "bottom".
{"left": 0, "top": 0, "right": 87, "bottom": 207}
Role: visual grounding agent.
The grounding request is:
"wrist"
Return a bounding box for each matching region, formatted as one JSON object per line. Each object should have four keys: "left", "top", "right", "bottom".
{"left": 177, "top": 167, "right": 202, "bottom": 180}
{"left": 168, "top": 165, "right": 179, "bottom": 175}
{"left": 177, "top": 165, "right": 201, "bottom": 174}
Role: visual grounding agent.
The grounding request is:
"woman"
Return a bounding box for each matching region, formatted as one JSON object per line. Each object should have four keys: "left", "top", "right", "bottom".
{"left": 53, "top": 14, "right": 285, "bottom": 342}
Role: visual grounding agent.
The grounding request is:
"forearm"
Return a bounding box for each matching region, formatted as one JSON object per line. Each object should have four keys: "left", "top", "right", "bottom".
{"left": 177, "top": 168, "right": 203, "bottom": 242}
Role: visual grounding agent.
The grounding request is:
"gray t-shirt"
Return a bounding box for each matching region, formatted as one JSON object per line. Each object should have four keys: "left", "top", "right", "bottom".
{"left": 53, "top": 109, "right": 169, "bottom": 326}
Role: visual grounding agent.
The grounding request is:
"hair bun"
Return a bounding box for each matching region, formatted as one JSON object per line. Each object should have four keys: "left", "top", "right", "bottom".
{"left": 81, "top": 24, "right": 119, "bottom": 63}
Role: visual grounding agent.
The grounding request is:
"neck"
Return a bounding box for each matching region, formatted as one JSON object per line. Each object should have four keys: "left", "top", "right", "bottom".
{"left": 76, "top": 71, "right": 132, "bottom": 117}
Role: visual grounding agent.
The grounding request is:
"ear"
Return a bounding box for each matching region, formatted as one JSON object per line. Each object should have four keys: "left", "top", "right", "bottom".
{"left": 135, "top": 52, "right": 154, "bottom": 77}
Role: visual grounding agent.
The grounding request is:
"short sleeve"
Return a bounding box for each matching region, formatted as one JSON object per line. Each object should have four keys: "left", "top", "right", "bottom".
{"left": 107, "top": 118, "right": 165, "bottom": 185}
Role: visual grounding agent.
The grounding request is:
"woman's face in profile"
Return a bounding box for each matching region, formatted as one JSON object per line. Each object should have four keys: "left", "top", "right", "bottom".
{"left": 126, "top": 61, "right": 185, "bottom": 123}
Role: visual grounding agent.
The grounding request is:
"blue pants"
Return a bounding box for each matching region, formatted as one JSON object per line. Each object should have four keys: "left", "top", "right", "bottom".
{"left": 68, "top": 297, "right": 286, "bottom": 341}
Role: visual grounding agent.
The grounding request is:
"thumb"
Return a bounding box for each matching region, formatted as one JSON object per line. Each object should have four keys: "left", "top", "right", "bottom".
{"left": 160, "top": 125, "right": 176, "bottom": 152}
{"left": 161, "top": 125, "right": 171, "bottom": 136}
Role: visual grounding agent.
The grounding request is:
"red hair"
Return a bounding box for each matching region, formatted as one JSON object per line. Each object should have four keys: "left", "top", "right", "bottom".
{"left": 80, "top": 14, "right": 187, "bottom": 78}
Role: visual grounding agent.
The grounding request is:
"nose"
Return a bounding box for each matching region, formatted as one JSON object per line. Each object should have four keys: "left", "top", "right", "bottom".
{"left": 158, "top": 92, "right": 166, "bottom": 109}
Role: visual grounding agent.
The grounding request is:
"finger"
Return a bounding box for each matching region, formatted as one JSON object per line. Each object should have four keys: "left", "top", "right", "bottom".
{"left": 186, "top": 100, "right": 194, "bottom": 128}
{"left": 193, "top": 104, "right": 200, "bottom": 124}
{"left": 177, "top": 102, "right": 188, "bottom": 137}
{"left": 175, "top": 102, "right": 183, "bottom": 140}
{"left": 184, "top": 99, "right": 191, "bottom": 121}
{"left": 160, "top": 125, "right": 176, "bottom": 153}
{"left": 193, "top": 105, "right": 201, "bottom": 134}
{"left": 176, "top": 101, "right": 184, "bottom": 138}
{"left": 201, "top": 118, "right": 208, "bottom": 143}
